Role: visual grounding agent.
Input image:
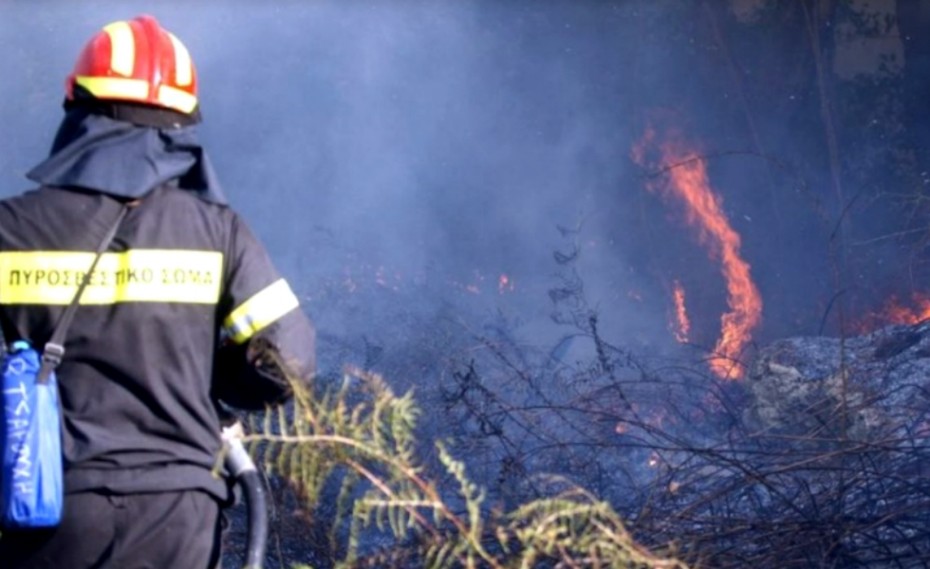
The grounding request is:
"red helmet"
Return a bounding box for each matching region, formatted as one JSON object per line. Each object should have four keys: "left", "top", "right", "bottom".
{"left": 66, "top": 15, "right": 198, "bottom": 115}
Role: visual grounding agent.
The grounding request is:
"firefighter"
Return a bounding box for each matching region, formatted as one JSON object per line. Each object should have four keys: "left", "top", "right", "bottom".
{"left": 0, "top": 15, "right": 315, "bottom": 569}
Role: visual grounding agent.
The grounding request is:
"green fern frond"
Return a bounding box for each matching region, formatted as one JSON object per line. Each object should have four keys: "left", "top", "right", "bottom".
{"left": 246, "top": 366, "right": 686, "bottom": 569}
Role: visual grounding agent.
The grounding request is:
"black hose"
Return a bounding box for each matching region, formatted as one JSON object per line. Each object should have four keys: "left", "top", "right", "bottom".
{"left": 237, "top": 469, "right": 268, "bottom": 569}
{"left": 223, "top": 429, "right": 269, "bottom": 569}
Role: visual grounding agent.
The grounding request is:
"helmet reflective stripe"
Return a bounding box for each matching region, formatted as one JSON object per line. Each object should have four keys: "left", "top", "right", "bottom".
{"left": 73, "top": 77, "right": 198, "bottom": 115}
{"left": 223, "top": 280, "right": 301, "bottom": 344}
{"left": 167, "top": 33, "right": 192, "bottom": 87}
{"left": 74, "top": 76, "right": 149, "bottom": 101}
{"left": 103, "top": 22, "right": 135, "bottom": 77}
{"left": 158, "top": 85, "right": 198, "bottom": 114}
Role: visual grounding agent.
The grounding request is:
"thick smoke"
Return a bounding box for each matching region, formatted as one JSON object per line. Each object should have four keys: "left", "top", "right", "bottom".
{"left": 1, "top": 1, "right": 928, "bottom": 376}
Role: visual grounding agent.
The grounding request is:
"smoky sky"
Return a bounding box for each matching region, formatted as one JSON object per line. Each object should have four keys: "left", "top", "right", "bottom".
{"left": 1, "top": 1, "right": 927, "bottom": 371}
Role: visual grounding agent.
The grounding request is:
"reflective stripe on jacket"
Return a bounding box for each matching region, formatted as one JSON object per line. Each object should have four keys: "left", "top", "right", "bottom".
{"left": 0, "top": 184, "right": 315, "bottom": 499}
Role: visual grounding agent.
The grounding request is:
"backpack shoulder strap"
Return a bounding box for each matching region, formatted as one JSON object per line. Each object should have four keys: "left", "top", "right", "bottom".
{"left": 36, "top": 203, "right": 130, "bottom": 384}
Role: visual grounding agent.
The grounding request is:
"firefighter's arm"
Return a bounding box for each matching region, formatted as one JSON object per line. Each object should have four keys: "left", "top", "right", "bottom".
{"left": 213, "top": 309, "right": 315, "bottom": 409}
{"left": 212, "top": 213, "right": 316, "bottom": 410}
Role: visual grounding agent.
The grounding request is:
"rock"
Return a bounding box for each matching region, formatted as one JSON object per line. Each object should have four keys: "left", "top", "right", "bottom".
{"left": 746, "top": 320, "right": 930, "bottom": 439}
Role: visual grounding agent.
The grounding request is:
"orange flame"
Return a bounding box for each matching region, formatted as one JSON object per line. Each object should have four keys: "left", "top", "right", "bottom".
{"left": 671, "top": 280, "right": 691, "bottom": 343}
{"left": 857, "top": 293, "right": 930, "bottom": 331}
{"left": 634, "top": 127, "right": 762, "bottom": 379}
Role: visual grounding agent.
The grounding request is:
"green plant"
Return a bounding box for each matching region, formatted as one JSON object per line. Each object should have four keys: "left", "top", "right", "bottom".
{"left": 244, "top": 366, "right": 687, "bottom": 569}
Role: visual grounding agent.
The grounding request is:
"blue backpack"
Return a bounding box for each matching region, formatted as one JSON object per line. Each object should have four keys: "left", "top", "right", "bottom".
{"left": 1, "top": 341, "right": 63, "bottom": 528}
{"left": 0, "top": 204, "right": 127, "bottom": 529}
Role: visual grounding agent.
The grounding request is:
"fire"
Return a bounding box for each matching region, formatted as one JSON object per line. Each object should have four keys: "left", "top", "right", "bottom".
{"left": 858, "top": 293, "right": 930, "bottom": 331}
{"left": 671, "top": 280, "right": 690, "bottom": 343}
{"left": 633, "top": 127, "right": 762, "bottom": 379}
{"left": 453, "top": 271, "right": 517, "bottom": 296}
{"left": 498, "top": 274, "right": 515, "bottom": 294}
{"left": 879, "top": 295, "right": 930, "bottom": 325}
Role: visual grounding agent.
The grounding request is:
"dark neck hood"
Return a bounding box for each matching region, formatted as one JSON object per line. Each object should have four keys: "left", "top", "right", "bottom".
{"left": 27, "top": 109, "right": 227, "bottom": 205}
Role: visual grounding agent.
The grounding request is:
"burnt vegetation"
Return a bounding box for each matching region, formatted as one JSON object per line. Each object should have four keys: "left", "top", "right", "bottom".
{"left": 219, "top": 2, "right": 930, "bottom": 568}
{"left": 224, "top": 237, "right": 930, "bottom": 568}
{"left": 432, "top": 236, "right": 930, "bottom": 568}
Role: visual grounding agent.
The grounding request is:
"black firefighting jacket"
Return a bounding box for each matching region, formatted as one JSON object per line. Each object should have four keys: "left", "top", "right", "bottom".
{"left": 0, "top": 184, "right": 315, "bottom": 500}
